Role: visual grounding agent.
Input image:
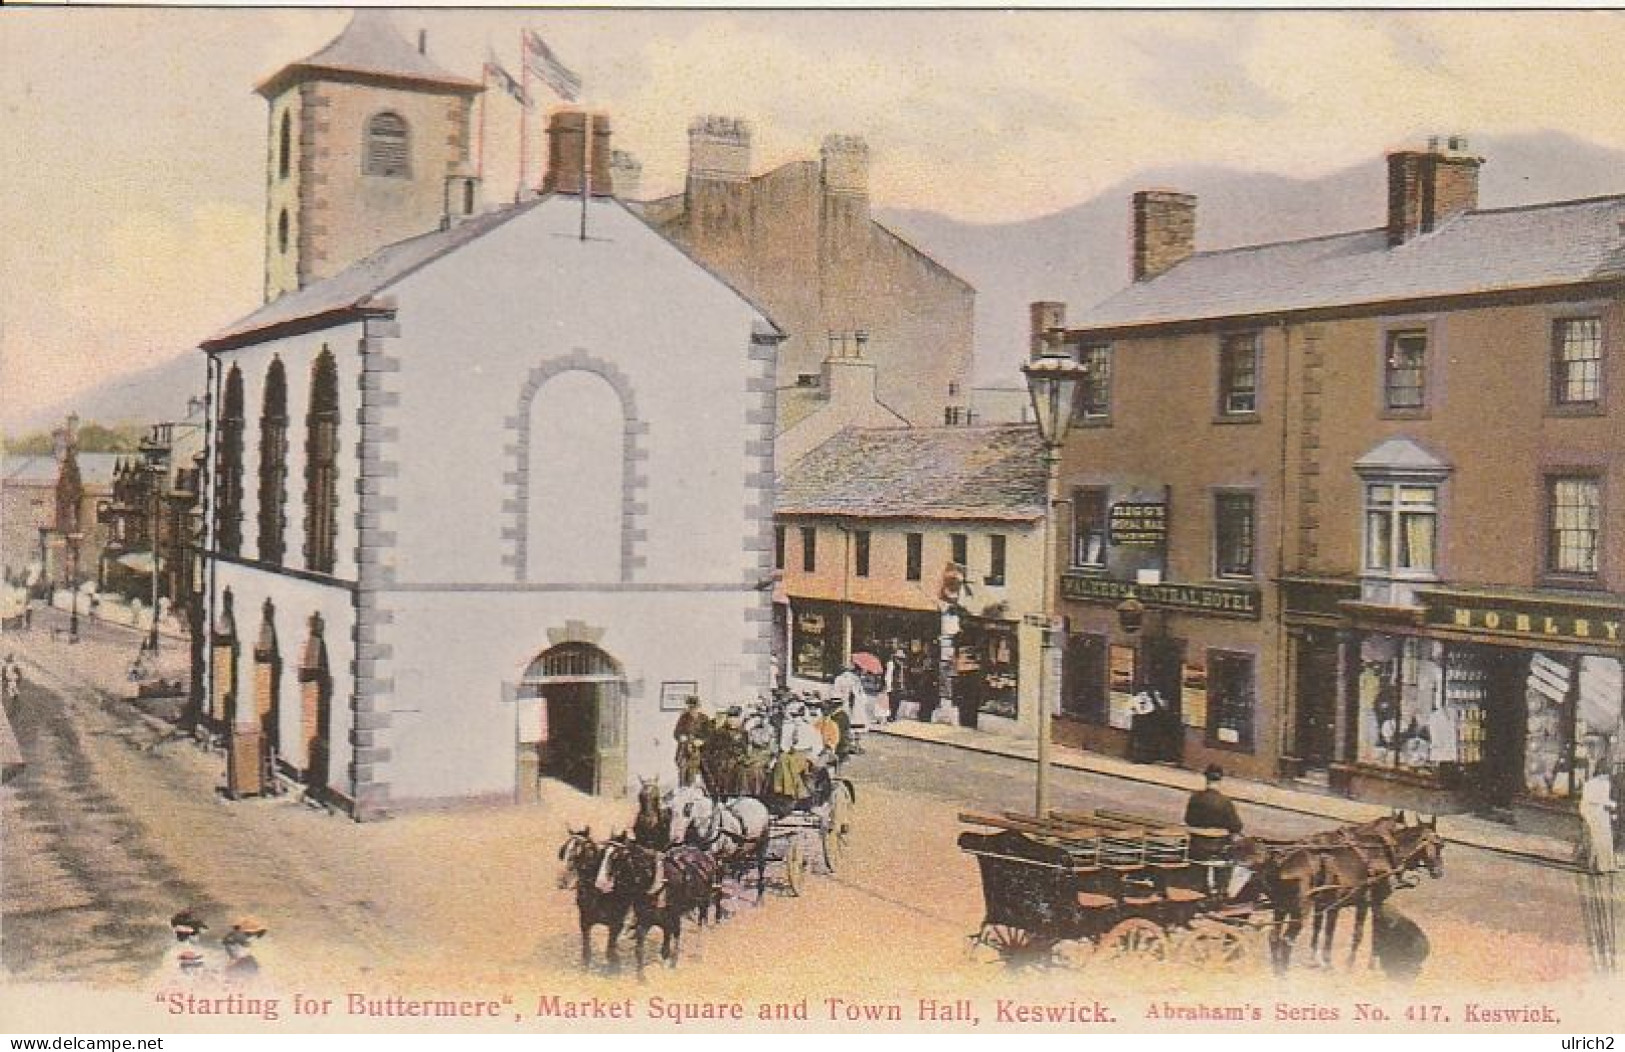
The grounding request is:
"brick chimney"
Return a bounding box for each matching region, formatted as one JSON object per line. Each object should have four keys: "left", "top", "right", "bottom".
{"left": 1030, "top": 302, "right": 1066, "bottom": 358}
{"left": 1387, "top": 135, "right": 1482, "bottom": 246}
{"left": 1132, "top": 190, "right": 1197, "bottom": 282}
{"left": 542, "top": 111, "right": 614, "bottom": 197}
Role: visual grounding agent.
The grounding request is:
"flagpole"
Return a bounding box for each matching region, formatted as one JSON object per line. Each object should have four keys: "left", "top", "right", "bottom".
{"left": 580, "top": 111, "right": 591, "bottom": 241}
{"left": 518, "top": 30, "right": 530, "bottom": 199}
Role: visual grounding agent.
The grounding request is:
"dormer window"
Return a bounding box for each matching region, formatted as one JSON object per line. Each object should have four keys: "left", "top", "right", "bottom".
{"left": 364, "top": 112, "right": 411, "bottom": 179}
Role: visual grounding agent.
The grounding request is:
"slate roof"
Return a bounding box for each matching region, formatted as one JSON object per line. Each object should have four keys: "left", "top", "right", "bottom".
{"left": 203, "top": 202, "right": 538, "bottom": 350}
{"left": 257, "top": 11, "right": 482, "bottom": 97}
{"left": 777, "top": 425, "right": 1047, "bottom": 522}
{"left": 1078, "top": 194, "right": 1625, "bottom": 331}
{"left": 3, "top": 454, "right": 119, "bottom": 488}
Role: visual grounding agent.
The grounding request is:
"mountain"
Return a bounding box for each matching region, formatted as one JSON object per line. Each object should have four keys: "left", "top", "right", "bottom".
{"left": 20, "top": 133, "right": 1624, "bottom": 426}
{"left": 879, "top": 131, "right": 1625, "bottom": 386}
{"left": 11, "top": 352, "right": 207, "bottom": 434}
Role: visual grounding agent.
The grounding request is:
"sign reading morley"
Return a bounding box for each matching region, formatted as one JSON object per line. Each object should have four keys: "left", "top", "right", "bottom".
{"left": 3, "top": 5, "right": 1622, "bottom": 1042}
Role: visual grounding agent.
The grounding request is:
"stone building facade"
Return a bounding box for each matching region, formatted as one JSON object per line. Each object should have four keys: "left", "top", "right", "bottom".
{"left": 642, "top": 118, "right": 975, "bottom": 431}
{"left": 1046, "top": 138, "right": 1625, "bottom": 833}
{"left": 198, "top": 16, "right": 778, "bottom": 818}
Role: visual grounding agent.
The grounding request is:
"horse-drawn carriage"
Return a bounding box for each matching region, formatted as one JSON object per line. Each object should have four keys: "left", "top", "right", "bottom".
{"left": 555, "top": 694, "right": 859, "bottom": 975}
{"left": 959, "top": 806, "right": 1444, "bottom": 974}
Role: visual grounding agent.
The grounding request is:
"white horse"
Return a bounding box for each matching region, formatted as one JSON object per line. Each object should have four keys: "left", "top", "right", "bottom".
{"left": 666, "top": 783, "right": 772, "bottom": 902}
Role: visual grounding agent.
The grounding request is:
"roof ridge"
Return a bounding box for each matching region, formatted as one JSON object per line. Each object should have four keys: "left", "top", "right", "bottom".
{"left": 1187, "top": 225, "right": 1385, "bottom": 261}
{"left": 1465, "top": 191, "right": 1625, "bottom": 216}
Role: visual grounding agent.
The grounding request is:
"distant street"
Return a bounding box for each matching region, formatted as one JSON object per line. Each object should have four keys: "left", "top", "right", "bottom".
{"left": 1, "top": 605, "right": 1614, "bottom": 1001}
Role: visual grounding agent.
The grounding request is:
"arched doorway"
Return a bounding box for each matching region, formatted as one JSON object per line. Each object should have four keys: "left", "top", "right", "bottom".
{"left": 518, "top": 642, "right": 626, "bottom": 796}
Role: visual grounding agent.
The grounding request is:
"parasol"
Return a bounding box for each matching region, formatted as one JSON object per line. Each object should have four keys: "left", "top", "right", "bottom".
{"left": 850, "top": 652, "right": 884, "bottom": 676}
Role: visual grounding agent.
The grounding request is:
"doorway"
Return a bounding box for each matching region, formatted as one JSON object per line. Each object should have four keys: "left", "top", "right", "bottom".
{"left": 520, "top": 642, "right": 627, "bottom": 797}
{"left": 1480, "top": 647, "right": 1527, "bottom": 812}
{"left": 1140, "top": 636, "right": 1185, "bottom": 764}
{"left": 1294, "top": 629, "right": 1339, "bottom": 771}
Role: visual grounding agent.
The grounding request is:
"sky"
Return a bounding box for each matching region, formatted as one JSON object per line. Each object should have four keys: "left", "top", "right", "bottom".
{"left": 4, "top": 6, "right": 1625, "bottom": 426}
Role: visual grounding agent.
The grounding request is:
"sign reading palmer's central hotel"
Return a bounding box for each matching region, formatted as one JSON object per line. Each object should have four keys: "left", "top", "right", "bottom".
{"left": 1060, "top": 574, "right": 1262, "bottom": 620}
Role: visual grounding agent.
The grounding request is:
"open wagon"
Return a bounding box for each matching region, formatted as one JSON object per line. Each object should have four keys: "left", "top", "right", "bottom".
{"left": 957, "top": 808, "right": 1264, "bottom": 969}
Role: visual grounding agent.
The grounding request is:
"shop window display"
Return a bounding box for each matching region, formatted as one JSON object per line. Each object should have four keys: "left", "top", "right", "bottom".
{"left": 1107, "top": 644, "right": 1137, "bottom": 730}
{"left": 1357, "top": 635, "right": 1446, "bottom": 771}
{"left": 1525, "top": 653, "right": 1621, "bottom": 800}
{"left": 1206, "top": 651, "right": 1254, "bottom": 748}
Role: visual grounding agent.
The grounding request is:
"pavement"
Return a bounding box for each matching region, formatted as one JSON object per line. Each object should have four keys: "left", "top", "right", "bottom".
{"left": 873, "top": 717, "right": 1579, "bottom": 867}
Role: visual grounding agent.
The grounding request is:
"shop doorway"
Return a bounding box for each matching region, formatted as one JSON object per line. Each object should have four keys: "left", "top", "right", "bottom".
{"left": 1138, "top": 636, "right": 1185, "bottom": 764}
{"left": 1480, "top": 648, "right": 1528, "bottom": 812}
{"left": 1294, "top": 630, "right": 1339, "bottom": 771}
{"left": 520, "top": 642, "right": 627, "bottom": 797}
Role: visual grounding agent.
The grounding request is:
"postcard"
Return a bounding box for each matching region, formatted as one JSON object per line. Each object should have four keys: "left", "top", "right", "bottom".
{"left": 1, "top": 5, "right": 1621, "bottom": 1039}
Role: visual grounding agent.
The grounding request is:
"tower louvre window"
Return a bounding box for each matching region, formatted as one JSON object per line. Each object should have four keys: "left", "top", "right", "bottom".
{"left": 363, "top": 112, "right": 411, "bottom": 179}
{"left": 279, "top": 111, "right": 291, "bottom": 179}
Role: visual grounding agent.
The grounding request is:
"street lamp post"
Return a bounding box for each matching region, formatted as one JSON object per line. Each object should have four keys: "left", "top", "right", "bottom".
{"left": 1021, "top": 340, "right": 1088, "bottom": 818}
{"left": 66, "top": 531, "right": 84, "bottom": 643}
{"left": 140, "top": 433, "right": 171, "bottom": 658}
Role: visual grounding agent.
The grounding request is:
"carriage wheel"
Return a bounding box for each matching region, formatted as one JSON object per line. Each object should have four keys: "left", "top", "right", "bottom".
{"left": 784, "top": 837, "right": 807, "bottom": 897}
{"left": 1051, "top": 937, "right": 1097, "bottom": 970}
{"left": 1174, "top": 922, "right": 1256, "bottom": 971}
{"left": 972, "top": 924, "right": 1054, "bottom": 968}
{"left": 823, "top": 782, "right": 854, "bottom": 871}
{"left": 1099, "top": 918, "right": 1170, "bottom": 963}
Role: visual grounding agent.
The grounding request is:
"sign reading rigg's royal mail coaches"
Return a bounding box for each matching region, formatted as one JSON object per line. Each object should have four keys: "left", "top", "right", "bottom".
{"left": 1420, "top": 590, "right": 1625, "bottom": 645}
{"left": 1061, "top": 574, "right": 1261, "bottom": 620}
{"left": 1108, "top": 502, "right": 1168, "bottom": 548}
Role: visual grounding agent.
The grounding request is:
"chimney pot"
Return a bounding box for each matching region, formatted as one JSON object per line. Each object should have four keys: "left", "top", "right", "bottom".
{"left": 1132, "top": 191, "right": 1197, "bottom": 282}
{"left": 1029, "top": 302, "right": 1067, "bottom": 358}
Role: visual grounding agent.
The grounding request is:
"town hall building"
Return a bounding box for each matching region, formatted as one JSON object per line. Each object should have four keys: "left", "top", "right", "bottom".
{"left": 198, "top": 12, "right": 778, "bottom": 817}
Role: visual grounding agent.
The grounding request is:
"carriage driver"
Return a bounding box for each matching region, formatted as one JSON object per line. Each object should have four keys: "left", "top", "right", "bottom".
{"left": 1185, "top": 765, "right": 1251, "bottom": 897}
{"left": 673, "top": 696, "right": 709, "bottom": 788}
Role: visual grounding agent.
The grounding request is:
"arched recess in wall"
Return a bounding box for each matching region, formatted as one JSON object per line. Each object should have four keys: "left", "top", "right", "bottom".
{"left": 304, "top": 349, "right": 340, "bottom": 574}
{"left": 257, "top": 358, "right": 288, "bottom": 565}
{"left": 505, "top": 355, "right": 647, "bottom": 585}
{"left": 363, "top": 111, "right": 411, "bottom": 179}
{"left": 254, "top": 597, "right": 281, "bottom": 763}
{"left": 298, "top": 612, "right": 333, "bottom": 794}
{"left": 217, "top": 366, "right": 246, "bottom": 557}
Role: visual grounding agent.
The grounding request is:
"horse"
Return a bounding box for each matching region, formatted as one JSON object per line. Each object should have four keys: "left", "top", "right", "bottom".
{"left": 556, "top": 828, "right": 632, "bottom": 972}
{"left": 605, "top": 839, "right": 721, "bottom": 977}
{"left": 667, "top": 783, "right": 772, "bottom": 901}
{"left": 633, "top": 778, "right": 672, "bottom": 849}
{"left": 1234, "top": 837, "right": 1325, "bottom": 975}
{"left": 1309, "top": 814, "right": 1445, "bottom": 970}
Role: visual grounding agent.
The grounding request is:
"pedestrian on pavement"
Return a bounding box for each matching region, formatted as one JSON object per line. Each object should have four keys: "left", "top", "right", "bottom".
{"left": 832, "top": 663, "right": 869, "bottom": 750}
{"left": 3, "top": 656, "right": 21, "bottom": 702}
{"left": 1184, "top": 764, "right": 1244, "bottom": 835}
{"left": 1579, "top": 740, "right": 1617, "bottom": 874}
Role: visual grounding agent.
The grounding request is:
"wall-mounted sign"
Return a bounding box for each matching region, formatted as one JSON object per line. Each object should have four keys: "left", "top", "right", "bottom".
{"left": 1421, "top": 595, "right": 1623, "bottom": 646}
{"left": 1060, "top": 574, "right": 1262, "bottom": 620}
{"left": 660, "top": 680, "right": 700, "bottom": 712}
{"left": 1108, "top": 502, "right": 1168, "bottom": 548}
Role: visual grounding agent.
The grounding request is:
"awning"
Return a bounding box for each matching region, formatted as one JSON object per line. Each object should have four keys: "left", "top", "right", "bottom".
{"left": 116, "top": 552, "right": 160, "bottom": 574}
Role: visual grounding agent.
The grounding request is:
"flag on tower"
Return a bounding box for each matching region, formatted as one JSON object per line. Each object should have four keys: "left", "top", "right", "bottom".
{"left": 485, "top": 53, "right": 530, "bottom": 107}
{"left": 523, "top": 30, "right": 582, "bottom": 102}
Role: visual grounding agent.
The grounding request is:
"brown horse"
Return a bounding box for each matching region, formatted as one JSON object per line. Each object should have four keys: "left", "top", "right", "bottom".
{"left": 1234, "top": 837, "right": 1325, "bottom": 975}
{"left": 557, "top": 829, "right": 632, "bottom": 972}
{"left": 1311, "top": 814, "right": 1445, "bottom": 970}
{"left": 633, "top": 779, "right": 672, "bottom": 849}
{"left": 606, "top": 840, "right": 721, "bottom": 977}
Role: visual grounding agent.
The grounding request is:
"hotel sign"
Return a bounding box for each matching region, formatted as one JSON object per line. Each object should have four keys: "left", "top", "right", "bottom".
{"left": 1425, "top": 598, "right": 1624, "bottom": 646}
{"left": 1108, "top": 502, "right": 1168, "bottom": 548}
{"left": 1060, "top": 574, "right": 1261, "bottom": 621}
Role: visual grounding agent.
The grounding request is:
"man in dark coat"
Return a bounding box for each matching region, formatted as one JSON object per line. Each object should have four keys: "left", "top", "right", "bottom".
{"left": 1184, "top": 764, "right": 1244, "bottom": 835}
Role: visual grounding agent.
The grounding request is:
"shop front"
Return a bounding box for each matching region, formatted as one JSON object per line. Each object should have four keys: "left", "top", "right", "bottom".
{"left": 953, "top": 614, "right": 1022, "bottom": 729}
{"left": 1055, "top": 572, "right": 1272, "bottom": 780}
{"left": 1325, "top": 587, "right": 1624, "bottom": 832}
